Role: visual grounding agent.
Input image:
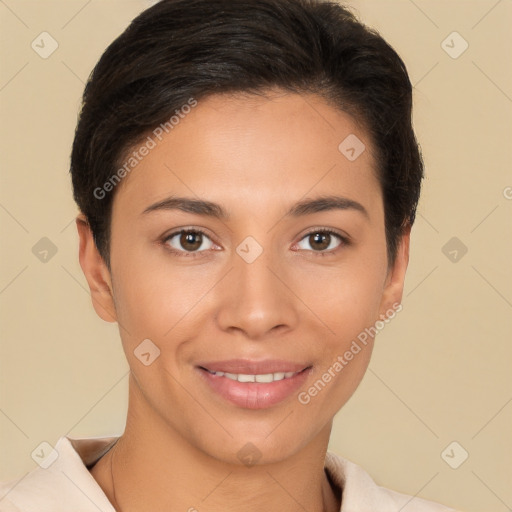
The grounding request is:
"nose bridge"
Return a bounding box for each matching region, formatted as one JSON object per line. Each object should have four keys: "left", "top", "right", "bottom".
{"left": 215, "top": 241, "right": 298, "bottom": 338}
{"left": 236, "top": 247, "right": 278, "bottom": 299}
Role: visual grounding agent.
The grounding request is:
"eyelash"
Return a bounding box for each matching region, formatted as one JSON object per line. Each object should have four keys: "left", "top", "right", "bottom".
{"left": 161, "top": 227, "right": 350, "bottom": 259}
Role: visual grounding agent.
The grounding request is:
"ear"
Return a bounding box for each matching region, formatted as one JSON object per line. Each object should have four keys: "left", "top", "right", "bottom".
{"left": 76, "top": 214, "right": 117, "bottom": 323}
{"left": 378, "top": 225, "right": 410, "bottom": 318}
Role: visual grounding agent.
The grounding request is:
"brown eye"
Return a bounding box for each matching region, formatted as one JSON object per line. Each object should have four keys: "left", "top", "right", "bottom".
{"left": 309, "top": 232, "right": 330, "bottom": 251}
{"left": 165, "top": 230, "right": 214, "bottom": 253}
{"left": 180, "top": 231, "right": 203, "bottom": 251}
{"left": 296, "top": 230, "right": 343, "bottom": 252}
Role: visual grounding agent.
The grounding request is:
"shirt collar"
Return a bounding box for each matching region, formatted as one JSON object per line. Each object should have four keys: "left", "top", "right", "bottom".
{"left": 1, "top": 435, "right": 453, "bottom": 512}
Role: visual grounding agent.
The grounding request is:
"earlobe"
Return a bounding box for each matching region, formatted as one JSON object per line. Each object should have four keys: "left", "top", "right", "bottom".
{"left": 76, "top": 214, "right": 117, "bottom": 323}
{"left": 378, "top": 225, "right": 411, "bottom": 318}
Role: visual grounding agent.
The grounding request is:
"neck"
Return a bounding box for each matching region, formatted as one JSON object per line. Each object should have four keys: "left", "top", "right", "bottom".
{"left": 92, "top": 374, "right": 340, "bottom": 512}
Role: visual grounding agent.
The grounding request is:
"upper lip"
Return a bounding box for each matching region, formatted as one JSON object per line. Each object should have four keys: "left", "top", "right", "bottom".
{"left": 198, "top": 359, "right": 311, "bottom": 374}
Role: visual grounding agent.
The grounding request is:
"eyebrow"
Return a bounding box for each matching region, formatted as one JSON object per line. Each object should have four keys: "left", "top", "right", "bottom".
{"left": 141, "top": 194, "right": 368, "bottom": 220}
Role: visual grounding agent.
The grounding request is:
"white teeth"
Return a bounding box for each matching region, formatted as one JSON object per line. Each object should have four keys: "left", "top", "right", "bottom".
{"left": 209, "top": 370, "right": 297, "bottom": 382}
{"left": 238, "top": 374, "right": 255, "bottom": 383}
{"left": 255, "top": 373, "right": 273, "bottom": 383}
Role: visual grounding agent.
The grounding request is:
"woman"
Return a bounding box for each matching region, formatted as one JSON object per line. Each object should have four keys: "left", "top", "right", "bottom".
{"left": 0, "top": 0, "right": 460, "bottom": 510}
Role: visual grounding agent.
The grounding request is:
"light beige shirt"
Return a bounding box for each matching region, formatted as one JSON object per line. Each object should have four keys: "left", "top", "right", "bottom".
{"left": 0, "top": 436, "right": 458, "bottom": 511}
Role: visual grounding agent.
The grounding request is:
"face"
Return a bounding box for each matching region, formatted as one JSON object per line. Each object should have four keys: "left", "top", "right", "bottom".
{"left": 78, "top": 90, "right": 409, "bottom": 465}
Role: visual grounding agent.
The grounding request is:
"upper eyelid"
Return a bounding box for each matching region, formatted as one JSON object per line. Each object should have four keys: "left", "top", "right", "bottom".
{"left": 164, "top": 227, "right": 216, "bottom": 242}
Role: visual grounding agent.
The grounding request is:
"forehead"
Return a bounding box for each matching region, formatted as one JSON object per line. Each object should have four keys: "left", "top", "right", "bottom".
{"left": 113, "top": 91, "right": 380, "bottom": 217}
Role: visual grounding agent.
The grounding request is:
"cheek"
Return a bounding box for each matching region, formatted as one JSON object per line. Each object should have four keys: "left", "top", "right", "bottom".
{"left": 293, "top": 262, "right": 382, "bottom": 419}
{"left": 298, "top": 255, "right": 387, "bottom": 340}
{"left": 112, "top": 250, "right": 220, "bottom": 339}
{"left": 292, "top": 244, "right": 387, "bottom": 405}
{"left": 302, "top": 271, "right": 379, "bottom": 393}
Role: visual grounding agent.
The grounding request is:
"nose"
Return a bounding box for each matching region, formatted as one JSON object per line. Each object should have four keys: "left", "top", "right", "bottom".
{"left": 214, "top": 248, "right": 299, "bottom": 340}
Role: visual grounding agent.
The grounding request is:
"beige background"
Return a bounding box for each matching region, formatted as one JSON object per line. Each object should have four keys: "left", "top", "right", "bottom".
{"left": 0, "top": 1, "right": 511, "bottom": 511}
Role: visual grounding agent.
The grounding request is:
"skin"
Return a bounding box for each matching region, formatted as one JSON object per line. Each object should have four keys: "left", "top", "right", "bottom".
{"left": 77, "top": 89, "right": 410, "bottom": 512}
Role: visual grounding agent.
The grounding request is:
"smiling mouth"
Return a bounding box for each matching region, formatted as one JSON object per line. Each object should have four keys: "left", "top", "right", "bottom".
{"left": 201, "top": 368, "right": 303, "bottom": 383}
{"left": 197, "top": 363, "right": 312, "bottom": 409}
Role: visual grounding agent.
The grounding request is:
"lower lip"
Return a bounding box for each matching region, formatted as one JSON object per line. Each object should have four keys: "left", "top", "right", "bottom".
{"left": 198, "top": 367, "right": 311, "bottom": 410}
